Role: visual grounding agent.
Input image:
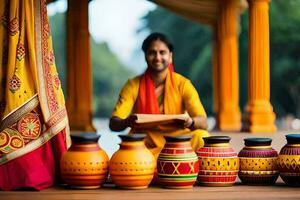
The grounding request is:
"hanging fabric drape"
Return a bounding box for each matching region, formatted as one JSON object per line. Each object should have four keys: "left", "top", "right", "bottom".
{"left": 149, "top": 0, "right": 248, "bottom": 25}
{"left": 0, "top": 0, "right": 70, "bottom": 190}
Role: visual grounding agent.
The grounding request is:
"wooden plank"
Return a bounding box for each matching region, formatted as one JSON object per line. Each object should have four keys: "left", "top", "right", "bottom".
{"left": 1, "top": 184, "right": 300, "bottom": 200}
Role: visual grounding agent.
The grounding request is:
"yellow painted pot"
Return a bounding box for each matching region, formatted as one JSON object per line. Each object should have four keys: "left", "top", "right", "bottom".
{"left": 109, "top": 134, "right": 156, "bottom": 189}
{"left": 278, "top": 134, "right": 300, "bottom": 186}
{"left": 60, "top": 133, "right": 109, "bottom": 189}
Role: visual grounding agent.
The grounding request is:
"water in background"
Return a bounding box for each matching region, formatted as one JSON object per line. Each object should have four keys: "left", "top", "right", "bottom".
{"left": 92, "top": 117, "right": 216, "bottom": 158}
{"left": 92, "top": 117, "right": 299, "bottom": 157}
{"left": 93, "top": 118, "right": 123, "bottom": 158}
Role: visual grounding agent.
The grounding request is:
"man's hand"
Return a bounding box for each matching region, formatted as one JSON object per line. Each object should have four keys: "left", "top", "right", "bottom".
{"left": 109, "top": 115, "right": 137, "bottom": 131}
{"left": 181, "top": 116, "right": 208, "bottom": 130}
{"left": 124, "top": 114, "right": 138, "bottom": 128}
{"left": 184, "top": 117, "right": 194, "bottom": 129}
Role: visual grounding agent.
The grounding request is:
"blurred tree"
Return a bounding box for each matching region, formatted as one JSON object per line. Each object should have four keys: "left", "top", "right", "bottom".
{"left": 269, "top": 0, "right": 300, "bottom": 118}
{"left": 142, "top": 0, "right": 300, "bottom": 118}
{"left": 91, "top": 39, "right": 133, "bottom": 117}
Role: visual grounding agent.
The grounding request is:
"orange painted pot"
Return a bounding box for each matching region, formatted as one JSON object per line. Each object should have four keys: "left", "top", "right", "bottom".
{"left": 60, "top": 133, "right": 109, "bottom": 189}
{"left": 109, "top": 134, "right": 156, "bottom": 189}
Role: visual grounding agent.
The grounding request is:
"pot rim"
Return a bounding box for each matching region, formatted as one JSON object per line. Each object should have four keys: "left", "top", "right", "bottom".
{"left": 203, "top": 136, "right": 231, "bottom": 144}
{"left": 164, "top": 136, "right": 192, "bottom": 142}
{"left": 286, "top": 134, "right": 300, "bottom": 144}
{"left": 244, "top": 137, "right": 272, "bottom": 146}
{"left": 119, "top": 134, "right": 146, "bottom": 141}
{"left": 70, "top": 132, "right": 100, "bottom": 143}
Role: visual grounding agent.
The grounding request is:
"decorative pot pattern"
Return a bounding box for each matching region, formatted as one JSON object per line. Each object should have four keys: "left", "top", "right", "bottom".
{"left": 157, "top": 136, "right": 199, "bottom": 189}
{"left": 60, "top": 133, "right": 109, "bottom": 189}
{"left": 197, "top": 136, "right": 239, "bottom": 186}
{"left": 109, "top": 134, "right": 156, "bottom": 189}
{"left": 278, "top": 134, "right": 300, "bottom": 186}
{"left": 238, "top": 138, "right": 279, "bottom": 185}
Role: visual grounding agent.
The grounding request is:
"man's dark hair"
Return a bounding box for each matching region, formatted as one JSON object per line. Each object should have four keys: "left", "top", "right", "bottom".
{"left": 142, "top": 32, "right": 174, "bottom": 53}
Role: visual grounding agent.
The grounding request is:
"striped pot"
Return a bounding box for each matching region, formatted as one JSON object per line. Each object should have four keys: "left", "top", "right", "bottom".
{"left": 60, "top": 133, "right": 109, "bottom": 189}
{"left": 278, "top": 134, "right": 300, "bottom": 186}
{"left": 238, "top": 138, "right": 279, "bottom": 185}
{"left": 197, "top": 136, "right": 239, "bottom": 186}
{"left": 157, "top": 136, "right": 199, "bottom": 189}
{"left": 109, "top": 134, "right": 156, "bottom": 189}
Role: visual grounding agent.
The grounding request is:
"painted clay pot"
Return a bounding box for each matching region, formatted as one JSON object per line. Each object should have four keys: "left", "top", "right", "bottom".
{"left": 197, "top": 136, "right": 239, "bottom": 186}
{"left": 278, "top": 134, "right": 300, "bottom": 186}
{"left": 60, "top": 133, "right": 109, "bottom": 189}
{"left": 238, "top": 138, "right": 279, "bottom": 185}
{"left": 157, "top": 136, "right": 199, "bottom": 189}
{"left": 109, "top": 134, "right": 156, "bottom": 189}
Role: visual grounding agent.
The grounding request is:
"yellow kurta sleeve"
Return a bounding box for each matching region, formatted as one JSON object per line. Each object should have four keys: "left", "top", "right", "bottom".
{"left": 111, "top": 77, "right": 140, "bottom": 119}
{"left": 181, "top": 79, "right": 207, "bottom": 118}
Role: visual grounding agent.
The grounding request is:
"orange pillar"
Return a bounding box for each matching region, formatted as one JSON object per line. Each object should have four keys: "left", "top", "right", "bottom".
{"left": 243, "top": 0, "right": 276, "bottom": 133}
{"left": 212, "top": 29, "right": 220, "bottom": 117}
{"left": 66, "top": 0, "right": 96, "bottom": 131}
{"left": 214, "top": 0, "right": 241, "bottom": 131}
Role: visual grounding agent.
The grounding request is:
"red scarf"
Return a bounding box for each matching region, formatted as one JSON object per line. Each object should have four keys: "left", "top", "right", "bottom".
{"left": 136, "top": 64, "right": 177, "bottom": 114}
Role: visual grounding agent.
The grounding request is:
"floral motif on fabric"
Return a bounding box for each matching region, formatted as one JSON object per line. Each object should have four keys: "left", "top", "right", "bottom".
{"left": 8, "top": 17, "right": 19, "bottom": 36}
{"left": 0, "top": 128, "right": 25, "bottom": 155}
{"left": 53, "top": 74, "right": 61, "bottom": 89}
{"left": 9, "top": 74, "right": 21, "bottom": 93}
{"left": 16, "top": 43, "right": 26, "bottom": 61}
{"left": 0, "top": 109, "right": 43, "bottom": 156}
{"left": 0, "top": 131, "right": 10, "bottom": 148}
{"left": 17, "top": 113, "right": 41, "bottom": 140}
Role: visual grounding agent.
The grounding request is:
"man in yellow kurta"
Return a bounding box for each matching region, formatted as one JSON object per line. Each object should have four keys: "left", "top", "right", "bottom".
{"left": 109, "top": 33, "right": 209, "bottom": 158}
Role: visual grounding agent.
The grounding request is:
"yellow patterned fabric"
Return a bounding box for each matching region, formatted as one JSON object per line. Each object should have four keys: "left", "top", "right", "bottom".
{"left": 112, "top": 72, "right": 209, "bottom": 158}
{"left": 0, "top": 0, "right": 70, "bottom": 164}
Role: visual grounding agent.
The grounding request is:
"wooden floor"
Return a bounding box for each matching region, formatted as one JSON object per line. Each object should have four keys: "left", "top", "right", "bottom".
{"left": 1, "top": 131, "right": 300, "bottom": 200}
{"left": 1, "top": 183, "right": 300, "bottom": 200}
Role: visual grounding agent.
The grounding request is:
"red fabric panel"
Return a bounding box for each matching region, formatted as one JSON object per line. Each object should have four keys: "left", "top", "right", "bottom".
{"left": 0, "top": 129, "right": 67, "bottom": 191}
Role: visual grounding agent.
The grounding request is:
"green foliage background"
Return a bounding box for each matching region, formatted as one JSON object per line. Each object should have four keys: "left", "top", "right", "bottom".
{"left": 49, "top": 0, "right": 300, "bottom": 118}
{"left": 142, "top": 0, "right": 300, "bottom": 118}
{"left": 49, "top": 13, "right": 133, "bottom": 118}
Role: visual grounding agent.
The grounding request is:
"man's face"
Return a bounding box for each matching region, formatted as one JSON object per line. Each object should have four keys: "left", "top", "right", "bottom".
{"left": 145, "top": 40, "right": 172, "bottom": 73}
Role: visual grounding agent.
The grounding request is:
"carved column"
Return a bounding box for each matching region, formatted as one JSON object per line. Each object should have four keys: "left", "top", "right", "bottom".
{"left": 214, "top": 0, "right": 241, "bottom": 131}
{"left": 243, "top": 0, "right": 276, "bottom": 133}
{"left": 66, "top": 0, "right": 96, "bottom": 131}
{"left": 212, "top": 29, "right": 220, "bottom": 118}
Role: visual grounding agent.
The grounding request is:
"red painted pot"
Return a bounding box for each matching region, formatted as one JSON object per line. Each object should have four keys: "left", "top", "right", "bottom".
{"left": 197, "top": 136, "right": 239, "bottom": 186}
{"left": 60, "top": 133, "right": 109, "bottom": 189}
{"left": 157, "top": 136, "right": 199, "bottom": 189}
